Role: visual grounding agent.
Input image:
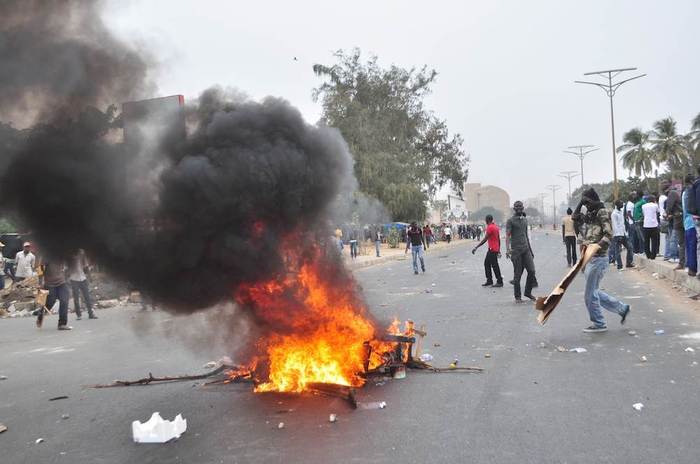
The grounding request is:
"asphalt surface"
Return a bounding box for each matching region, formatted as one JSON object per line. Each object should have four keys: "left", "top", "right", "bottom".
{"left": 1, "top": 231, "right": 699, "bottom": 464}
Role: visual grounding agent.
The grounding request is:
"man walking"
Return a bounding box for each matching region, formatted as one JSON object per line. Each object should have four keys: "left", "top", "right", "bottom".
{"left": 444, "top": 224, "right": 452, "bottom": 243}
{"left": 42, "top": 260, "right": 72, "bottom": 330}
{"left": 562, "top": 207, "right": 577, "bottom": 266}
{"left": 14, "top": 242, "right": 36, "bottom": 282}
{"left": 405, "top": 222, "right": 427, "bottom": 275}
{"left": 423, "top": 224, "right": 433, "bottom": 249}
{"left": 472, "top": 215, "right": 503, "bottom": 287}
{"left": 68, "top": 249, "right": 97, "bottom": 320}
{"left": 611, "top": 200, "right": 634, "bottom": 269}
{"left": 663, "top": 180, "right": 685, "bottom": 269}
{"left": 574, "top": 188, "right": 631, "bottom": 333}
{"left": 506, "top": 201, "right": 536, "bottom": 302}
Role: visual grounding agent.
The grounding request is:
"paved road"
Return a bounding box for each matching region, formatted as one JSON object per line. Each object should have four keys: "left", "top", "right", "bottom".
{"left": 1, "top": 232, "right": 699, "bottom": 463}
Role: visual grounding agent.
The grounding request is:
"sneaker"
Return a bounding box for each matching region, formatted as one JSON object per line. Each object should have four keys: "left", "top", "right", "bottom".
{"left": 626, "top": 264, "right": 635, "bottom": 268}
{"left": 582, "top": 325, "right": 608, "bottom": 333}
{"left": 514, "top": 297, "right": 523, "bottom": 303}
{"left": 523, "top": 293, "right": 536, "bottom": 301}
{"left": 88, "top": 314, "right": 99, "bottom": 320}
{"left": 674, "top": 265, "right": 684, "bottom": 271}
{"left": 414, "top": 271, "right": 419, "bottom": 275}
{"left": 76, "top": 316, "right": 82, "bottom": 321}
{"left": 57, "top": 325, "right": 73, "bottom": 331}
{"left": 689, "top": 271, "right": 697, "bottom": 277}
{"left": 620, "top": 304, "right": 631, "bottom": 325}
{"left": 493, "top": 282, "right": 504, "bottom": 288}
{"left": 481, "top": 281, "right": 494, "bottom": 287}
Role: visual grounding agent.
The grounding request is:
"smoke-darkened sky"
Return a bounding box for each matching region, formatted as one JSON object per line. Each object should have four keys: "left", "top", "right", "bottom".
{"left": 105, "top": 0, "right": 700, "bottom": 207}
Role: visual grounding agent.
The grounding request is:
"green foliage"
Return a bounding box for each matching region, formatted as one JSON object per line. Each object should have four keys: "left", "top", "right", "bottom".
{"left": 0, "top": 218, "right": 16, "bottom": 234}
{"left": 470, "top": 206, "right": 504, "bottom": 224}
{"left": 524, "top": 206, "right": 540, "bottom": 218}
{"left": 618, "top": 128, "right": 653, "bottom": 178}
{"left": 387, "top": 227, "right": 400, "bottom": 248}
{"left": 571, "top": 177, "right": 648, "bottom": 205}
{"left": 313, "top": 49, "right": 469, "bottom": 222}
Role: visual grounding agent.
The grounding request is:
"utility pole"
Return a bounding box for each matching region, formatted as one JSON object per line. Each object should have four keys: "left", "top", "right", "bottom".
{"left": 575, "top": 68, "right": 646, "bottom": 200}
{"left": 564, "top": 145, "right": 598, "bottom": 187}
{"left": 559, "top": 171, "right": 580, "bottom": 205}
{"left": 546, "top": 185, "right": 561, "bottom": 227}
{"left": 538, "top": 193, "right": 547, "bottom": 226}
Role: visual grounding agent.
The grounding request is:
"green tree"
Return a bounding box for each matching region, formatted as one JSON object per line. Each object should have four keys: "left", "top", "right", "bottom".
{"left": 313, "top": 49, "right": 469, "bottom": 221}
{"left": 470, "top": 206, "right": 504, "bottom": 224}
{"left": 688, "top": 112, "right": 700, "bottom": 169}
{"left": 650, "top": 117, "right": 689, "bottom": 177}
{"left": 617, "top": 128, "right": 653, "bottom": 180}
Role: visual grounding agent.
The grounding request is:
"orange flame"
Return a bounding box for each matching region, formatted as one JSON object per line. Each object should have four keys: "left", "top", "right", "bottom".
{"left": 233, "top": 247, "right": 397, "bottom": 393}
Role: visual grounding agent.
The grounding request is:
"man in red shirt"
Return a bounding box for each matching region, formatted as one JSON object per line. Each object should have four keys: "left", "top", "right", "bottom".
{"left": 471, "top": 215, "right": 503, "bottom": 287}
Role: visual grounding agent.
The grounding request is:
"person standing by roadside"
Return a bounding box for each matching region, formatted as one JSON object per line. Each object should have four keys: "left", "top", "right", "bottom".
{"left": 633, "top": 191, "right": 647, "bottom": 254}
{"left": 663, "top": 180, "right": 684, "bottom": 268}
{"left": 683, "top": 174, "right": 698, "bottom": 277}
{"left": 423, "top": 224, "right": 433, "bottom": 249}
{"left": 334, "top": 226, "right": 343, "bottom": 252}
{"left": 574, "top": 188, "right": 631, "bottom": 333}
{"left": 348, "top": 227, "right": 359, "bottom": 259}
{"left": 611, "top": 200, "right": 634, "bottom": 269}
{"left": 472, "top": 215, "right": 503, "bottom": 287}
{"left": 41, "top": 259, "right": 72, "bottom": 330}
{"left": 625, "top": 192, "right": 640, "bottom": 253}
{"left": 373, "top": 226, "right": 382, "bottom": 258}
{"left": 641, "top": 195, "right": 661, "bottom": 259}
{"left": 444, "top": 224, "right": 452, "bottom": 243}
{"left": 14, "top": 242, "right": 36, "bottom": 282}
{"left": 68, "top": 249, "right": 97, "bottom": 320}
{"left": 506, "top": 201, "right": 536, "bottom": 302}
{"left": 562, "top": 208, "right": 577, "bottom": 267}
{"left": 405, "top": 221, "right": 427, "bottom": 275}
{"left": 659, "top": 189, "right": 671, "bottom": 260}
{"left": 0, "top": 242, "right": 6, "bottom": 290}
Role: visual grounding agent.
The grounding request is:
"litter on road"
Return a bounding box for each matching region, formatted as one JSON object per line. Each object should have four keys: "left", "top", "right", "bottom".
{"left": 569, "top": 347, "right": 587, "bottom": 353}
{"left": 132, "top": 412, "right": 187, "bottom": 443}
{"left": 358, "top": 401, "right": 387, "bottom": 410}
{"left": 329, "top": 414, "right": 337, "bottom": 423}
{"left": 654, "top": 330, "right": 665, "bottom": 335}
{"left": 632, "top": 403, "right": 644, "bottom": 411}
{"left": 684, "top": 347, "right": 695, "bottom": 353}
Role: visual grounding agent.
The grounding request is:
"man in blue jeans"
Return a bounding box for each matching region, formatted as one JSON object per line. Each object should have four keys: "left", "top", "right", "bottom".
{"left": 574, "top": 188, "right": 631, "bottom": 333}
{"left": 405, "top": 222, "right": 426, "bottom": 275}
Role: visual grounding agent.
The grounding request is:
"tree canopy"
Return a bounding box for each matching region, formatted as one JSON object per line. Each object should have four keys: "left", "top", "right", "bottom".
{"left": 470, "top": 206, "right": 504, "bottom": 224}
{"left": 313, "top": 49, "right": 469, "bottom": 221}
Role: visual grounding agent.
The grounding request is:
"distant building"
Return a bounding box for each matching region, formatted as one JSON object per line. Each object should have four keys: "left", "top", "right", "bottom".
{"left": 464, "top": 183, "right": 510, "bottom": 220}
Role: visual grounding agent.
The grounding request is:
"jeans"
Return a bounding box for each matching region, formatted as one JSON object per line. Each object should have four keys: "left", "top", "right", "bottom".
{"left": 484, "top": 250, "right": 503, "bottom": 284}
{"left": 411, "top": 245, "right": 425, "bottom": 273}
{"left": 612, "top": 236, "right": 633, "bottom": 268}
{"left": 375, "top": 240, "right": 381, "bottom": 257}
{"left": 564, "top": 236, "right": 577, "bottom": 266}
{"left": 643, "top": 227, "right": 660, "bottom": 259}
{"left": 446, "top": 235, "right": 451, "bottom": 243}
{"left": 665, "top": 224, "right": 679, "bottom": 260}
{"left": 686, "top": 228, "right": 698, "bottom": 274}
{"left": 349, "top": 240, "right": 358, "bottom": 259}
{"left": 633, "top": 222, "right": 644, "bottom": 253}
{"left": 47, "top": 283, "right": 70, "bottom": 326}
{"left": 675, "top": 226, "right": 686, "bottom": 267}
{"left": 511, "top": 249, "right": 535, "bottom": 298}
{"left": 71, "top": 279, "right": 94, "bottom": 317}
{"left": 584, "top": 256, "right": 627, "bottom": 327}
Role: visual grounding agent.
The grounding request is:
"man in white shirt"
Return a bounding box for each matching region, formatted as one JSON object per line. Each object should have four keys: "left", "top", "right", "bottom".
{"left": 68, "top": 249, "right": 97, "bottom": 320}
{"left": 641, "top": 196, "right": 661, "bottom": 260}
{"left": 611, "top": 200, "right": 633, "bottom": 269}
{"left": 14, "top": 242, "right": 36, "bottom": 281}
{"left": 444, "top": 224, "right": 452, "bottom": 243}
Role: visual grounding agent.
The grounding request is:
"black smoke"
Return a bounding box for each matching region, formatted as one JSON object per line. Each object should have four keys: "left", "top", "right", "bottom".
{"left": 0, "top": 1, "right": 355, "bottom": 312}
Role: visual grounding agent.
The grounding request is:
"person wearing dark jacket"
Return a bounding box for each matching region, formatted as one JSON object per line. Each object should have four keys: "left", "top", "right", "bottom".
{"left": 574, "top": 188, "right": 630, "bottom": 333}
{"left": 405, "top": 222, "right": 427, "bottom": 275}
{"left": 42, "top": 260, "right": 72, "bottom": 330}
{"left": 663, "top": 181, "right": 685, "bottom": 269}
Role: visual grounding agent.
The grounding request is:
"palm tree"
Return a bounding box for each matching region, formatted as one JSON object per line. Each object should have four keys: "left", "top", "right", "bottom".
{"left": 618, "top": 128, "right": 653, "bottom": 189}
{"left": 649, "top": 117, "right": 689, "bottom": 178}
{"left": 688, "top": 113, "right": 700, "bottom": 169}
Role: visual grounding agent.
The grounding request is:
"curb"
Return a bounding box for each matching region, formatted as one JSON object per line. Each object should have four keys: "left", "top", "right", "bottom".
{"left": 347, "top": 240, "right": 471, "bottom": 270}
{"left": 634, "top": 255, "right": 700, "bottom": 294}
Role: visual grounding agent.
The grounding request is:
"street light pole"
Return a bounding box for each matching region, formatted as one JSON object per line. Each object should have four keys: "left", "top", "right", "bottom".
{"left": 546, "top": 185, "right": 561, "bottom": 227}
{"left": 564, "top": 145, "right": 598, "bottom": 187}
{"left": 575, "top": 67, "right": 646, "bottom": 201}
{"left": 559, "top": 171, "right": 580, "bottom": 205}
{"left": 538, "top": 193, "right": 547, "bottom": 226}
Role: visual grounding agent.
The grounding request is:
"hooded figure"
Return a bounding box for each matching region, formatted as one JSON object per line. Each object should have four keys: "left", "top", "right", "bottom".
{"left": 576, "top": 187, "right": 631, "bottom": 333}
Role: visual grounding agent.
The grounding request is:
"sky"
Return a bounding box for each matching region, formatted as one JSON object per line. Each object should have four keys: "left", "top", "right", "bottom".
{"left": 105, "top": 0, "right": 700, "bottom": 208}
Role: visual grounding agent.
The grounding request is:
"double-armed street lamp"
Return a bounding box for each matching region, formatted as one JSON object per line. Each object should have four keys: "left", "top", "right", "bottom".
{"left": 559, "top": 171, "right": 580, "bottom": 205}
{"left": 563, "top": 145, "right": 598, "bottom": 187}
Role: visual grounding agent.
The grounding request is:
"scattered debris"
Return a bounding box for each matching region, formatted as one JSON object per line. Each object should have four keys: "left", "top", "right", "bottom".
{"left": 632, "top": 403, "right": 644, "bottom": 411}
{"left": 0, "top": 375, "right": 7, "bottom": 380}
{"left": 393, "top": 366, "right": 406, "bottom": 379}
{"left": 654, "top": 329, "right": 665, "bottom": 335}
{"left": 203, "top": 361, "right": 217, "bottom": 369}
{"left": 424, "top": 289, "right": 432, "bottom": 294}
{"left": 89, "top": 365, "right": 227, "bottom": 388}
{"left": 651, "top": 272, "right": 660, "bottom": 279}
{"left": 132, "top": 412, "right": 187, "bottom": 443}
{"left": 358, "top": 401, "right": 387, "bottom": 410}
{"left": 484, "top": 353, "right": 492, "bottom": 358}
{"left": 449, "top": 359, "right": 459, "bottom": 368}
{"left": 329, "top": 414, "right": 337, "bottom": 423}
{"left": 538, "top": 342, "right": 547, "bottom": 348}
{"left": 97, "top": 299, "right": 119, "bottom": 308}
{"left": 640, "top": 355, "right": 648, "bottom": 362}
{"left": 569, "top": 347, "right": 587, "bottom": 353}
{"left": 0, "top": 423, "right": 6, "bottom": 433}
{"left": 433, "top": 343, "right": 441, "bottom": 347}
{"left": 49, "top": 396, "right": 69, "bottom": 401}
{"left": 419, "top": 353, "right": 433, "bottom": 362}
{"left": 627, "top": 330, "right": 637, "bottom": 336}
{"left": 685, "top": 347, "right": 695, "bottom": 353}
{"left": 61, "top": 414, "right": 70, "bottom": 420}
{"left": 277, "top": 422, "right": 285, "bottom": 429}
{"left": 657, "top": 309, "right": 664, "bottom": 313}
{"left": 35, "top": 438, "right": 44, "bottom": 444}
{"left": 431, "top": 283, "right": 436, "bottom": 287}
{"left": 556, "top": 346, "right": 567, "bottom": 352}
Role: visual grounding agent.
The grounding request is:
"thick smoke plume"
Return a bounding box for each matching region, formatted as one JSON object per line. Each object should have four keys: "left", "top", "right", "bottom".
{"left": 0, "top": 1, "right": 356, "bottom": 313}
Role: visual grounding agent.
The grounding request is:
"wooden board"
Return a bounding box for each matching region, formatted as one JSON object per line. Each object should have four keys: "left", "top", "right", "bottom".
{"left": 535, "top": 244, "right": 600, "bottom": 325}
